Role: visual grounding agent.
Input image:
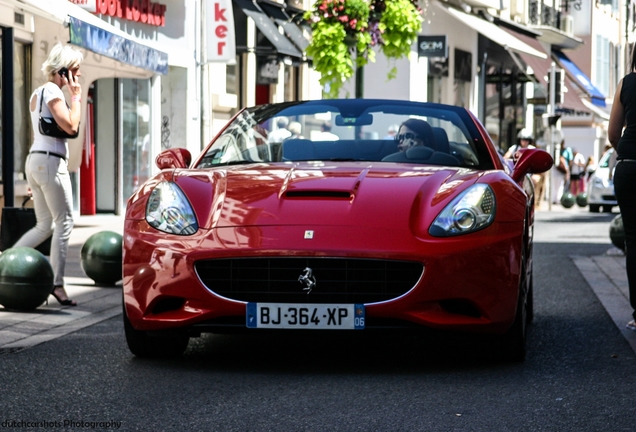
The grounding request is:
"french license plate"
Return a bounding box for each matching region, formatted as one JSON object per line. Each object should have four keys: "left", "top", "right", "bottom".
{"left": 246, "top": 303, "right": 365, "bottom": 330}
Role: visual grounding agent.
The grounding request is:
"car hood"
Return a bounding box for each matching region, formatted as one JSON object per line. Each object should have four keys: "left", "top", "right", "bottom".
{"left": 172, "top": 162, "right": 485, "bottom": 229}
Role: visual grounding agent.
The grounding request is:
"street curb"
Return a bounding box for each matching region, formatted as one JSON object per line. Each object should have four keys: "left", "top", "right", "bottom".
{"left": 573, "top": 254, "right": 636, "bottom": 354}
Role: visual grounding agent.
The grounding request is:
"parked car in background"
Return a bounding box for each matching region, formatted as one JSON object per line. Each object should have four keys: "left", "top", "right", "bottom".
{"left": 587, "top": 148, "right": 617, "bottom": 213}
{"left": 122, "top": 99, "right": 553, "bottom": 361}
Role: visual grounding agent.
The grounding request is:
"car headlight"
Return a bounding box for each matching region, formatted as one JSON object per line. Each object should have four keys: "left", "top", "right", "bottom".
{"left": 146, "top": 181, "right": 198, "bottom": 235}
{"left": 429, "top": 184, "right": 496, "bottom": 237}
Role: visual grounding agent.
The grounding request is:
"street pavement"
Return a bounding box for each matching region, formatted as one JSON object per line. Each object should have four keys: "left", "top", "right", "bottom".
{"left": 1, "top": 207, "right": 635, "bottom": 357}
{"left": 0, "top": 214, "right": 124, "bottom": 353}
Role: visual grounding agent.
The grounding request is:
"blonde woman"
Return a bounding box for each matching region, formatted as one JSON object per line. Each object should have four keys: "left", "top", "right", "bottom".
{"left": 14, "top": 43, "right": 83, "bottom": 306}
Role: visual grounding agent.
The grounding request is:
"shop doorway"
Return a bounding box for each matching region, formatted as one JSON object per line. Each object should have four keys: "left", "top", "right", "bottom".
{"left": 82, "top": 78, "right": 152, "bottom": 215}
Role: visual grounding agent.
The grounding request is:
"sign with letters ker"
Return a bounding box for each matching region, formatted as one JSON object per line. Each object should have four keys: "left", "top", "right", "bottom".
{"left": 206, "top": 0, "right": 236, "bottom": 62}
{"left": 417, "top": 35, "right": 447, "bottom": 58}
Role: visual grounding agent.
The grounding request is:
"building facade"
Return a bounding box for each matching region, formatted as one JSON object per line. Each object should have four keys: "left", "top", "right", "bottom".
{"left": 0, "top": 0, "right": 314, "bottom": 215}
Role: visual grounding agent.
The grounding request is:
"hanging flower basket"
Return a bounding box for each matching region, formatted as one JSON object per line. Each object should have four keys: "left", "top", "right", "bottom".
{"left": 305, "top": 0, "right": 423, "bottom": 98}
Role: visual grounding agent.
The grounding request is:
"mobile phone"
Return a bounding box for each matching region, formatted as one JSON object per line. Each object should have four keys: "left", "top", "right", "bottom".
{"left": 58, "top": 67, "right": 69, "bottom": 79}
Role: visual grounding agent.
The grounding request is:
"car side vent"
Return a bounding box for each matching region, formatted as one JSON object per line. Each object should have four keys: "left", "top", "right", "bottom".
{"left": 152, "top": 297, "right": 185, "bottom": 315}
{"left": 285, "top": 190, "right": 351, "bottom": 199}
{"left": 439, "top": 299, "right": 481, "bottom": 318}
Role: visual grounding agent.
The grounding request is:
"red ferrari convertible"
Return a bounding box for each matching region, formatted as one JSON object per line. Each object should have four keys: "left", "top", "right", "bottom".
{"left": 122, "top": 99, "right": 552, "bottom": 360}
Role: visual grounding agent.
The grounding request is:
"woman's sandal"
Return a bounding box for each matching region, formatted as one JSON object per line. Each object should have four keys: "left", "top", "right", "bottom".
{"left": 626, "top": 320, "right": 636, "bottom": 331}
{"left": 51, "top": 286, "right": 77, "bottom": 306}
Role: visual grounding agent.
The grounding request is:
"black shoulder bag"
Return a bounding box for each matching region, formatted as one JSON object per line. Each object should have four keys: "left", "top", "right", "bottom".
{"left": 0, "top": 197, "right": 52, "bottom": 256}
{"left": 38, "top": 88, "right": 79, "bottom": 139}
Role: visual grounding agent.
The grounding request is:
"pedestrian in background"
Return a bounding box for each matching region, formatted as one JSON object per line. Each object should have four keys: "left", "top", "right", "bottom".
{"left": 314, "top": 121, "right": 339, "bottom": 141}
{"left": 585, "top": 155, "right": 596, "bottom": 184}
{"left": 287, "top": 122, "right": 303, "bottom": 140}
{"left": 552, "top": 141, "right": 573, "bottom": 204}
{"left": 14, "top": 43, "right": 83, "bottom": 306}
{"left": 268, "top": 117, "right": 291, "bottom": 143}
{"left": 608, "top": 44, "right": 636, "bottom": 330}
{"left": 503, "top": 128, "right": 535, "bottom": 159}
{"left": 383, "top": 124, "right": 399, "bottom": 140}
{"left": 570, "top": 149, "right": 586, "bottom": 196}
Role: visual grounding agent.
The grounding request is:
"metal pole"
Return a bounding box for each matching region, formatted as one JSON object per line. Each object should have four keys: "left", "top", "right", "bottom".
{"left": 2, "top": 27, "right": 15, "bottom": 207}
{"left": 547, "top": 62, "right": 556, "bottom": 211}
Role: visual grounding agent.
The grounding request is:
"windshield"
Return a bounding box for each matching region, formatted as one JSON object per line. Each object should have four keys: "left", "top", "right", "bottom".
{"left": 196, "top": 100, "right": 492, "bottom": 169}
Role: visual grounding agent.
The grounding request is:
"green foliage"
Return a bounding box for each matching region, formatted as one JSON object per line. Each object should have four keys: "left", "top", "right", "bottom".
{"left": 305, "top": 0, "right": 422, "bottom": 98}
{"left": 305, "top": 21, "right": 353, "bottom": 98}
{"left": 380, "top": 0, "right": 423, "bottom": 59}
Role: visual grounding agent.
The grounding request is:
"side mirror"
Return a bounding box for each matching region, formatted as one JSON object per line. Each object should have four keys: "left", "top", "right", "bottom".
{"left": 155, "top": 148, "right": 192, "bottom": 170}
{"left": 510, "top": 148, "right": 553, "bottom": 183}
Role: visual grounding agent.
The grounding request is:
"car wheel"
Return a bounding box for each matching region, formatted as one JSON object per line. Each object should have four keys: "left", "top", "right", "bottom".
{"left": 589, "top": 204, "right": 600, "bottom": 213}
{"left": 499, "top": 291, "right": 527, "bottom": 362}
{"left": 122, "top": 302, "right": 189, "bottom": 358}
{"left": 602, "top": 206, "right": 613, "bottom": 213}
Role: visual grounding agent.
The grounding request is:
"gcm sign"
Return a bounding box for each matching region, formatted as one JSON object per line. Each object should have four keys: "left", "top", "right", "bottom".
{"left": 417, "top": 35, "right": 447, "bottom": 58}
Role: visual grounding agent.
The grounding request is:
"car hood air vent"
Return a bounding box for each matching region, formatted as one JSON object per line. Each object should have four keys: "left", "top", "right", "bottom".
{"left": 285, "top": 190, "right": 352, "bottom": 199}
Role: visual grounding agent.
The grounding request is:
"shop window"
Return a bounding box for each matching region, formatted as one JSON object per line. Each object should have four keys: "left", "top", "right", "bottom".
{"left": 427, "top": 57, "right": 447, "bottom": 103}
{"left": 454, "top": 49, "right": 471, "bottom": 108}
{"left": 226, "top": 55, "right": 242, "bottom": 115}
{"left": 1, "top": 42, "right": 30, "bottom": 179}
{"left": 284, "top": 64, "right": 299, "bottom": 102}
{"left": 122, "top": 79, "right": 151, "bottom": 203}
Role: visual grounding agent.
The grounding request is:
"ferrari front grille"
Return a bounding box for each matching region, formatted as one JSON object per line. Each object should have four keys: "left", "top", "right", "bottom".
{"left": 194, "top": 258, "right": 423, "bottom": 304}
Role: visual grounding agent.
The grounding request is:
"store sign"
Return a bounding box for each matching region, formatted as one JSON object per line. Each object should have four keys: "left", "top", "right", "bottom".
{"left": 257, "top": 59, "right": 279, "bottom": 84}
{"left": 90, "top": 0, "right": 167, "bottom": 27}
{"left": 69, "top": 0, "right": 97, "bottom": 13}
{"left": 69, "top": 16, "right": 168, "bottom": 74}
{"left": 205, "top": 0, "right": 236, "bottom": 62}
{"left": 417, "top": 35, "right": 447, "bottom": 58}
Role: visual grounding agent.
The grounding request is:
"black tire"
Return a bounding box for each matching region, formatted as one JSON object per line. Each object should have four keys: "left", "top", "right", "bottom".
{"left": 602, "top": 205, "right": 613, "bottom": 213}
{"left": 123, "top": 302, "right": 189, "bottom": 358}
{"left": 526, "top": 274, "right": 534, "bottom": 325}
{"left": 499, "top": 290, "right": 527, "bottom": 362}
{"left": 499, "top": 241, "right": 529, "bottom": 362}
{"left": 589, "top": 204, "right": 600, "bottom": 213}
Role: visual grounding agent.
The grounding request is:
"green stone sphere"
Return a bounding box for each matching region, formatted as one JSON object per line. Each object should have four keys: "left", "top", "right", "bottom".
{"left": 0, "top": 247, "right": 54, "bottom": 310}
{"left": 609, "top": 214, "right": 625, "bottom": 251}
{"left": 576, "top": 193, "right": 588, "bottom": 207}
{"left": 561, "top": 192, "right": 575, "bottom": 208}
{"left": 81, "top": 231, "right": 123, "bottom": 285}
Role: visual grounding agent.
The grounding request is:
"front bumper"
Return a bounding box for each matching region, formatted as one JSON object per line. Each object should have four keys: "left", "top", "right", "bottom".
{"left": 123, "top": 220, "right": 524, "bottom": 335}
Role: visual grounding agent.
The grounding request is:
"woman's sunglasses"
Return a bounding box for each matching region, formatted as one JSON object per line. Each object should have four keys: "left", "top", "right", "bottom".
{"left": 395, "top": 133, "right": 421, "bottom": 142}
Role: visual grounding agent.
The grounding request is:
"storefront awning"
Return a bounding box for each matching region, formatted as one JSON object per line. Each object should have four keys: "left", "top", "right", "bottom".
{"left": 258, "top": 1, "right": 310, "bottom": 52}
{"left": 15, "top": 0, "right": 168, "bottom": 74}
{"left": 553, "top": 49, "right": 606, "bottom": 107}
{"left": 501, "top": 28, "right": 551, "bottom": 87}
{"left": 233, "top": 0, "right": 303, "bottom": 58}
{"left": 441, "top": 6, "right": 547, "bottom": 59}
{"left": 561, "top": 75, "right": 593, "bottom": 113}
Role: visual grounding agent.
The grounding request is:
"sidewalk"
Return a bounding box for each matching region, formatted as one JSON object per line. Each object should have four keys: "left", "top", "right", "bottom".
{"left": 573, "top": 252, "right": 636, "bottom": 353}
{"left": 0, "top": 214, "right": 124, "bottom": 353}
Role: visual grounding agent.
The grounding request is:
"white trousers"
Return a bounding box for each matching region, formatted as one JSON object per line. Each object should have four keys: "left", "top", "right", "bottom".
{"left": 15, "top": 153, "right": 74, "bottom": 287}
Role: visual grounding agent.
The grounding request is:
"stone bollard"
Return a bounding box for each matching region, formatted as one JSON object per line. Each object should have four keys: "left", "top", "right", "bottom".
{"left": 576, "top": 193, "right": 588, "bottom": 208}
{"left": 0, "top": 247, "right": 54, "bottom": 310}
{"left": 560, "top": 192, "right": 575, "bottom": 209}
{"left": 609, "top": 214, "right": 625, "bottom": 252}
{"left": 80, "top": 231, "right": 123, "bottom": 285}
